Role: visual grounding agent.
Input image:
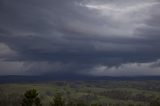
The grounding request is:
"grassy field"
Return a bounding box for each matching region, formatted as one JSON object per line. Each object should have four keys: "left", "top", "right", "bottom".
{"left": 0, "top": 80, "right": 160, "bottom": 106}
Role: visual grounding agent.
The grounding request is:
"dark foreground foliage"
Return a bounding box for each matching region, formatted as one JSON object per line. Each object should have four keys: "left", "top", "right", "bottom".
{"left": 1, "top": 88, "right": 160, "bottom": 106}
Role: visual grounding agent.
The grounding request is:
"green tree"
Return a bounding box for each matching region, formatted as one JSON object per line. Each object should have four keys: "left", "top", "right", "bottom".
{"left": 50, "top": 92, "right": 65, "bottom": 106}
{"left": 22, "top": 89, "right": 42, "bottom": 106}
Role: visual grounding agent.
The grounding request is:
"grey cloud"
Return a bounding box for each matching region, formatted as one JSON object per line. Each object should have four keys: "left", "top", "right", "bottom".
{"left": 84, "top": 60, "right": 160, "bottom": 76}
{"left": 0, "top": 0, "right": 160, "bottom": 76}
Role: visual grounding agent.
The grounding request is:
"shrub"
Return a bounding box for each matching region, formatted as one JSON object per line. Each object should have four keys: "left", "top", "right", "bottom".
{"left": 50, "top": 92, "right": 65, "bottom": 106}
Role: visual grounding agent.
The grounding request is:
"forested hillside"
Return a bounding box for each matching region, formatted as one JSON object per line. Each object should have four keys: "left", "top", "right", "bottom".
{"left": 0, "top": 81, "right": 160, "bottom": 106}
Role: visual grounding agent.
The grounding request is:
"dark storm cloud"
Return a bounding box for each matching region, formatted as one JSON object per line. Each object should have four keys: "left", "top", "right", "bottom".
{"left": 0, "top": 0, "right": 160, "bottom": 76}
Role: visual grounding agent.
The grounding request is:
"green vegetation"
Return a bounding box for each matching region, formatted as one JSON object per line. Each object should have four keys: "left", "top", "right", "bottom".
{"left": 150, "top": 98, "right": 160, "bottom": 106}
{"left": 0, "top": 80, "right": 160, "bottom": 106}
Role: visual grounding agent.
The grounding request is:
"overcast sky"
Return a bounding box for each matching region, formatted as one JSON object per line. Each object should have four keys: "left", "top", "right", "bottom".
{"left": 0, "top": 0, "right": 160, "bottom": 76}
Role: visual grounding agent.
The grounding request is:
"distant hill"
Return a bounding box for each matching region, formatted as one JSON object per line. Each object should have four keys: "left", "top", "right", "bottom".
{"left": 1, "top": 75, "right": 160, "bottom": 83}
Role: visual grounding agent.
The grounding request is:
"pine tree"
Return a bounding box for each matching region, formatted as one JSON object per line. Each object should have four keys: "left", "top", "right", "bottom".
{"left": 22, "top": 89, "right": 42, "bottom": 106}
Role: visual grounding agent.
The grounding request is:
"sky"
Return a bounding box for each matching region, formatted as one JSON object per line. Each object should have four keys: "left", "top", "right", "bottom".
{"left": 0, "top": 0, "right": 160, "bottom": 76}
